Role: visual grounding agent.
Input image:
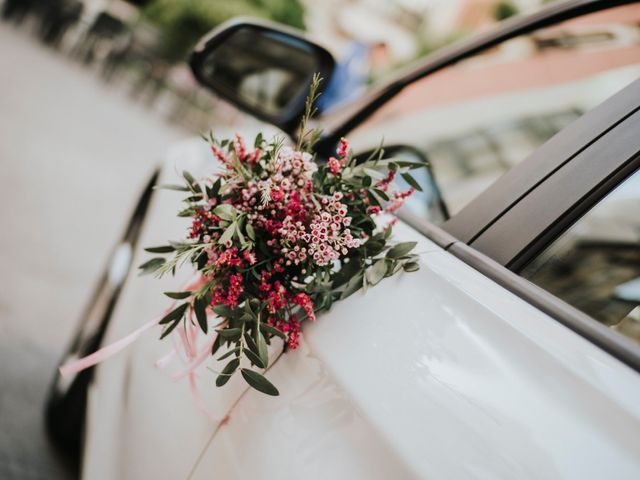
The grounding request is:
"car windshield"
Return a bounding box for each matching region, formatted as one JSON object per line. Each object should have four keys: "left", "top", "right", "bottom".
{"left": 344, "top": 5, "right": 640, "bottom": 223}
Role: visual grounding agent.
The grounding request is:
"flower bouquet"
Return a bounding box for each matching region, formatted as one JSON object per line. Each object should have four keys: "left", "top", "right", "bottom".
{"left": 62, "top": 76, "right": 426, "bottom": 399}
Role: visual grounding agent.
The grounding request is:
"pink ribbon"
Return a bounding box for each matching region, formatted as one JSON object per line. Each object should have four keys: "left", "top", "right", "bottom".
{"left": 58, "top": 273, "right": 225, "bottom": 420}
{"left": 154, "top": 348, "right": 177, "bottom": 369}
{"left": 59, "top": 313, "right": 168, "bottom": 378}
{"left": 172, "top": 334, "right": 218, "bottom": 381}
{"left": 59, "top": 274, "right": 203, "bottom": 378}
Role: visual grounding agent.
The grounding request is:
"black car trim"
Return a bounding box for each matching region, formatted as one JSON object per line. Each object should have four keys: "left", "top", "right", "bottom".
{"left": 396, "top": 208, "right": 458, "bottom": 250}
{"left": 446, "top": 80, "right": 640, "bottom": 244}
{"left": 471, "top": 107, "right": 640, "bottom": 267}
{"left": 190, "top": 18, "right": 335, "bottom": 134}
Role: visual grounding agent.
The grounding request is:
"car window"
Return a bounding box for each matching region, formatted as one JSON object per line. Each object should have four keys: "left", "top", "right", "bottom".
{"left": 346, "top": 5, "right": 640, "bottom": 223}
{"left": 521, "top": 168, "right": 640, "bottom": 344}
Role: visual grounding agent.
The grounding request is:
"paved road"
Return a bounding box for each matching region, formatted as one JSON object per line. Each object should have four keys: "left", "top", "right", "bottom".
{"left": 0, "top": 23, "right": 188, "bottom": 479}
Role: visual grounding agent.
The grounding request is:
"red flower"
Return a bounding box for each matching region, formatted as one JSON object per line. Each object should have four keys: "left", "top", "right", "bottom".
{"left": 293, "top": 292, "right": 316, "bottom": 321}
{"left": 337, "top": 137, "right": 349, "bottom": 159}
{"left": 271, "top": 187, "right": 284, "bottom": 202}
{"left": 366, "top": 205, "right": 382, "bottom": 215}
{"left": 211, "top": 273, "right": 244, "bottom": 308}
{"left": 376, "top": 170, "right": 396, "bottom": 192}
{"left": 275, "top": 315, "right": 301, "bottom": 350}
{"left": 243, "top": 250, "right": 256, "bottom": 265}
{"left": 267, "top": 281, "right": 288, "bottom": 314}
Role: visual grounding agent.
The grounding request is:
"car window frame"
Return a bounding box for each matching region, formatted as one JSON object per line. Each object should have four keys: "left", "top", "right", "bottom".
{"left": 469, "top": 84, "right": 640, "bottom": 269}
{"left": 394, "top": 79, "right": 640, "bottom": 373}
{"left": 316, "top": 0, "right": 640, "bottom": 245}
{"left": 319, "top": 3, "right": 640, "bottom": 372}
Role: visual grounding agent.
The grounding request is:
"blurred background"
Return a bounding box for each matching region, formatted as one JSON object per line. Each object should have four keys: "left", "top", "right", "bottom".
{"left": 0, "top": 0, "right": 584, "bottom": 478}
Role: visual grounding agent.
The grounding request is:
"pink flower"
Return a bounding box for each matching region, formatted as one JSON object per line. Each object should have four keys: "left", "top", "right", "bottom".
{"left": 328, "top": 157, "right": 343, "bottom": 175}
{"left": 234, "top": 133, "right": 247, "bottom": 161}
{"left": 211, "top": 145, "right": 228, "bottom": 163}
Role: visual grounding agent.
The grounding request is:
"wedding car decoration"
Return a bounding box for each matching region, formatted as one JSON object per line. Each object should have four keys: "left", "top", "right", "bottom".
{"left": 61, "top": 77, "right": 425, "bottom": 398}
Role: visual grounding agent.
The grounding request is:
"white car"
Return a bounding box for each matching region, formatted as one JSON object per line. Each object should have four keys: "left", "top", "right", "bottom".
{"left": 47, "top": 1, "right": 640, "bottom": 478}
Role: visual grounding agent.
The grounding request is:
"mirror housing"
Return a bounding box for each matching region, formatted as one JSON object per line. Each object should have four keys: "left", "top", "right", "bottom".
{"left": 190, "top": 18, "right": 335, "bottom": 132}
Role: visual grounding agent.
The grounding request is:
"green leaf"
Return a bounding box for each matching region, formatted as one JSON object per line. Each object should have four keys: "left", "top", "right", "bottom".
{"left": 254, "top": 132, "right": 263, "bottom": 148}
{"left": 364, "top": 238, "right": 385, "bottom": 257}
{"left": 163, "top": 291, "right": 191, "bottom": 300}
{"left": 244, "top": 333, "right": 259, "bottom": 355}
{"left": 257, "top": 330, "right": 269, "bottom": 367}
{"left": 217, "top": 328, "right": 242, "bottom": 340}
{"left": 213, "top": 305, "right": 235, "bottom": 318}
{"left": 209, "top": 177, "right": 222, "bottom": 197}
{"left": 196, "top": 251, "right": 207, "bottom": 270}
{"left": 218, "top": 223, "right": 235, "bottom": 245}
{"left": 213, "top": 204, "right": 235, "bottom": 220}
{"left": 373, "top": 188, "right": 390, "bottom": 201}
{"left": 401, "top": 172, "right": 423, "bottom": 192}
{"left": 246, "top": 223, "right": 256, "bottom": 241}
{"left": 236, "top": 226, "right": 245, "bottom": 244}
{"left": 340, "top": 273, "right": 363, "bottom": 300}
{"left": 144, "top": 245, "right": 175, "bottom": 254}
{"left": 157, "top": 184, "right": 189, "bottom": 192}
{"left": 211, "top": 334, "right": 223, "bottom": 356}
{"left": 403, "top": 261, "right": 420, "bottom": 272}
{"left": 366, "top": 259, "right": 388, "bottom": 286}
{"left": 216, "top": 358, "right": 240, "bottom": 387}
{"left": 260, "top": 324, "right": 286, "bottom": 339}
{"left": 159, "top": 303, "right": 189, "bottom": 325}
{"left": 138, "top": 257, "right": 165, "bottom": 275}
{"left": 194, "top": 297, "right": 208, "bottom": 334}
{"left": 243, "top": 348, "right": 266, "bottom": 368}
{"left": 217, "top": 347, "right": 241, "bottom": 361}
{"left": 386, "top": 241, "right": 417, "bottom": 259}
{"left": 159, "top": 319, "right": 181, "bottom": 340}
{"left": 203, "top": 289, "right": 213, "bottom": 306}
{"left": 183, "top": 171, "right": 201, "bottom": 192}
{"left": 241, "top": 369, "right": 279, "bottom": 396}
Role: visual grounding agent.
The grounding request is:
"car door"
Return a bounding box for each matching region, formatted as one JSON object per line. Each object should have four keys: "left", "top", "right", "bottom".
{"left": 82, "top": 3, "right": 640, "bottom": 479}
{"left": 188, "top": 5, "right": 640, "bottom": 479}
{"left": 456, "top": 81, "right": 640, "bottom": 366}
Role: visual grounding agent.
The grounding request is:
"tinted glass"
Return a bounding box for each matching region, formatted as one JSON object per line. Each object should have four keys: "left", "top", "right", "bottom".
{"left": 347, "top": 5, "right": 640, "bottom": 222}
{"left": 199, "top": 28, "right": 318, "bottom": 117}
{"left": 521, "top": 168, "right": 640, "bottom": 343}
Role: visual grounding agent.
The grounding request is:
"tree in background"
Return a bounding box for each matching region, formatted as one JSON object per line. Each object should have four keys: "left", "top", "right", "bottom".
{"left": 144, "top": 0, "right": 305, "bottom": 63}
{"left": 493, "top": 1, "right": 519, "bottom": 21}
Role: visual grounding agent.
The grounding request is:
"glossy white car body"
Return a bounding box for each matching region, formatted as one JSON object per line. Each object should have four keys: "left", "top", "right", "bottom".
{"left": 80, "top": 140, "right": 640, "bottom": 479}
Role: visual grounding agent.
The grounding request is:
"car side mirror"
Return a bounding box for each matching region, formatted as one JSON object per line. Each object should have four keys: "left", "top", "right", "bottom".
{"left": 190, "top": 18, "right": 335, "bottom": 133}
